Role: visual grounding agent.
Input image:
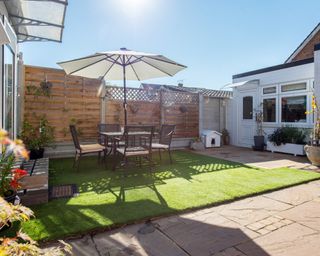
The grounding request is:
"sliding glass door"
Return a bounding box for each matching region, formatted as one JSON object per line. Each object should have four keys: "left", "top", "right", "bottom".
{"left": 3, "top": 45, "right": 14, "bottom": 137}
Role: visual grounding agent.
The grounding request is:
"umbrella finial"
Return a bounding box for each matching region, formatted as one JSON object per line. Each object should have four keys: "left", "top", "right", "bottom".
{"left": 120, "top": 47, "right": 129, "bottom": 51}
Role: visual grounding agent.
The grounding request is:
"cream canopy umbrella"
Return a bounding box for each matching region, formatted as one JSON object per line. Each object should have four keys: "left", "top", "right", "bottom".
{"left": 58, "top": 48, "right": 186, "bottom": 125}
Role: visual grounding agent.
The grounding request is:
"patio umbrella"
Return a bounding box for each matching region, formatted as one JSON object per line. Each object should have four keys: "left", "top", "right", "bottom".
{"left": 57, "top": 48, "right": 187, "bottom": 125}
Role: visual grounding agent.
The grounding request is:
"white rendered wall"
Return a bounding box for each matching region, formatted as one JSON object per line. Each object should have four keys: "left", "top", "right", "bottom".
{"left": 314, "top": 50, "right": 320, "bottom": 102}
{"left": 230, "top": 62, "right": 314, "bottom": 147}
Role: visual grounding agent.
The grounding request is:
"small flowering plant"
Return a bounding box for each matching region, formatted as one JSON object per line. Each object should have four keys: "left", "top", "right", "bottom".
{"left": 0, "top": 129, "right": 29, "bottom": 197}
{"left": 305, "top": 95, "right": 320, "bottom": 145}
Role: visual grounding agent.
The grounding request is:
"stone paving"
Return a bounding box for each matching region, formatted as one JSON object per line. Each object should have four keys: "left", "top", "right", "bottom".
{"left": 66, "top": 179, "right": 320, "bottom": 256}
{"left": 193, "top": 146, "right": 320, "bottom": 171}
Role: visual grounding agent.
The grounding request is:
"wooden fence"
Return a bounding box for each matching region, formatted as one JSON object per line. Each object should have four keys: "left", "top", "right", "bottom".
{"left": 23, "top": 65, "right": 199, "bottom": 143}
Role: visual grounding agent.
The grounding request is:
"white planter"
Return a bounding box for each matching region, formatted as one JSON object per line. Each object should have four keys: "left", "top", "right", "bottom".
{"left": 266, "top": 141, "right": 306, "bottom": 156}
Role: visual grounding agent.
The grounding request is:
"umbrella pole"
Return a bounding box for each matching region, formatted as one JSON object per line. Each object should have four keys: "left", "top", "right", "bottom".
{"left": 123, "top": 63, "right": 127, "bottom": 127}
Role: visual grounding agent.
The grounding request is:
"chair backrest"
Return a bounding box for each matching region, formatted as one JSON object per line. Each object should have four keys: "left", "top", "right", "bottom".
{"left": 69, "top": 125, "right": 81, "bottom": 150}
{"left": 159, "top": 124, "right": 175, "bottom": 146}
{"left": 123, "top": 125, "right": 154, "bottom": 152}
{"left": 98, "top": 123, "right": 121, "bottom": 144}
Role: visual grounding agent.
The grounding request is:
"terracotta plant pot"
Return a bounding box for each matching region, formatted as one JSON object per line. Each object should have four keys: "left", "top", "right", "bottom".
{"left": 304, "top": 145, "right": 320, "bottom": 166}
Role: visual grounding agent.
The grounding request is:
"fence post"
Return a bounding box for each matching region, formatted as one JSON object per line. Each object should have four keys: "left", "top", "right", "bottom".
{"left": 198, "top": 93, "right": 203, "bottom": 137}
{"left": 160, "top": 89, "right": 164, "bottom": 126}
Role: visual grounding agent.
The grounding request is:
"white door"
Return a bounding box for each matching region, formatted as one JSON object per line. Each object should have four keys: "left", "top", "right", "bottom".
{"left": 237, "top": 91, "right": 256, "bottom": 147}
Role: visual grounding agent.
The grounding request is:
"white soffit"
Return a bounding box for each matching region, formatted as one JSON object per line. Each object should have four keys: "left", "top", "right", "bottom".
{"left": 3, "top": 0, "right": 68, "bottom": 43}
{"left": 0, "top": 18, "right": 10, "bottom": 45}
{"left": 222, "top": 79, "right": 259, "bottom": 89}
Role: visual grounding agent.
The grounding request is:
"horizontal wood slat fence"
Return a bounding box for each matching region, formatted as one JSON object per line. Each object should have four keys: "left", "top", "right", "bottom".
{"left": 23, "top": 66, "right": 199, "bottom": 143}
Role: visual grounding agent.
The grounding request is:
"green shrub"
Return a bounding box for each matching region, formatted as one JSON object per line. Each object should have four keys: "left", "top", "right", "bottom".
{"left": 268, "top": 126, "right": 307, "bottom": 146}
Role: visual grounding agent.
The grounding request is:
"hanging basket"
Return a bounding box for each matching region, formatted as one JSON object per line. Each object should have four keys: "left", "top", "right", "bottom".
{"left": 129, "top": 104, "right": 139, "bottom": 114}
{"left": 179, "top": 105, "right": 188, "bottom": 113}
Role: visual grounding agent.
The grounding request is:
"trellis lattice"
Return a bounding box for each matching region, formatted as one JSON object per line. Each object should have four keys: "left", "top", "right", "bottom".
{"left": 105, "top": 86, "right": 199, "bottom": 105}
{"left": 162, "top": 91, "right": 199, "bottom": 107}
{"left": 105, "top": 87, "right": 160, "bottom": 102}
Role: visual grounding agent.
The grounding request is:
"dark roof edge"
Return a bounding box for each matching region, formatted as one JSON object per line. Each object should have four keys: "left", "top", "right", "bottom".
{"left": 284, "top": 22, "right": 320, "bottom": 63}
{"left": 233, "top": 58, "right": 314, "bottom": 80}
{"left": 315, "top": 43, "right": 320, "bottom": 51}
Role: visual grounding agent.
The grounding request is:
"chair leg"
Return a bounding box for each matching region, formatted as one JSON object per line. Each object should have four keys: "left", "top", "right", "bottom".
{"left": 73, "top": 152, "right": 78, "bottom": 169}
{"left": 158, "top": 149, "right": 162, "bottom": 161}
{"left": 168, "top": 149, "right": 173, "bottom": 164}
{"left": 76, "top": 153, "right": 82, "bottom": 171}
{"left": 98, "top": 151, "right": 101, "bottom": 163}
{"left": 104, "top": 149, "right": 107, "bottom": 168}
{"left": 112, "top": 151, "right": 120, "bottom": 171}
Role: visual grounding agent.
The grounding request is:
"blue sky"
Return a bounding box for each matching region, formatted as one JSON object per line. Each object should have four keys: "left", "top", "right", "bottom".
{"left": 21, "top": 0, "right": 320, "bottom": 89}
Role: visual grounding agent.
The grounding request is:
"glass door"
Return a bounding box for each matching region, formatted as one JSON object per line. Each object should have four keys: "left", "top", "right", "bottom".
{"left": 3, "top": 45, "right": 14, "bottom": 137}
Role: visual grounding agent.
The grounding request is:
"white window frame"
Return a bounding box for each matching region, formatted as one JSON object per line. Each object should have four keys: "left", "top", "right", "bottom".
{"left": 242, "top": 95, "right": 254, "bottom": 120}
{"left": 262, "top": 96, "right": 277, "bottom": 123}
{"left": 262, "top": 85, "right": 277, "bottom": 95}
{"left": 280, "top": 94, "right": 308, "bottom": 124}
{"left": 1, "top": 16, "right": 17, "bottom": 138}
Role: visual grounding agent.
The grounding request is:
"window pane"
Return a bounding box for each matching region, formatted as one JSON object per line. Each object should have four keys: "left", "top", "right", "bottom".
{"left": 263, "top": 87, "right": 276, "bottom": 94}
{"left": 281, "top": 96, "right": 306, "bottom": 122}
{"left": 263, "top": 98, "right": 276, "bottom": 122}
{"left": 281, "top": 83, "right": 306, "bottom": 92}
{"left": 243, "top": 96, "right": 253, "bottom": 119}
{"left": 4, "top": 46, "right": 14, "bottom": 137}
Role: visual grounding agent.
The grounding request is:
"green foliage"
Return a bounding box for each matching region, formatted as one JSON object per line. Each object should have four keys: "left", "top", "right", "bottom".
{"left": 221, "top": 128, "right": 229, "bottom": 137}
{"left": 20, "top": 116, "right": 54, "bottom": 150}
{"left": 26, "top": 81, "right": 52, "bottom": 98}
{"left": 0, "top": 197, "right": 72, "bottom": 255}
{"left": 268, "top": 126, "right": 307, "bottom": 146}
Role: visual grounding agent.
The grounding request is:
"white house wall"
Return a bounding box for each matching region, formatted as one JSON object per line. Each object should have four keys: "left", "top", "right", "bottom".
{"left": 230, "top": 62, "right": 314, "bottom": 147}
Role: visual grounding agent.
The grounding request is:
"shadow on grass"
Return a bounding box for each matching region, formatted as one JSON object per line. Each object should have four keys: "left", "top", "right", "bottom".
{"left": 49, "top": 150, "right": 245, "bottom": 195}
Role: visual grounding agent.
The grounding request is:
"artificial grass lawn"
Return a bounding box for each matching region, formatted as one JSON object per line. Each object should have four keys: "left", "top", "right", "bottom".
{"left": 22, "top": 150, "right": 320, "bottom": 241}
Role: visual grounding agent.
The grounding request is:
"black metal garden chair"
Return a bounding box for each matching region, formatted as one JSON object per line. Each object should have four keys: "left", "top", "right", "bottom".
{"left": 70, "top": 125, "right": 107, "bottom": 170}
{"left": 151, "top": 124, "right": 175, "bottom": 163}
{"left": 112, "top": 125, "right": 154, "bottom": 171}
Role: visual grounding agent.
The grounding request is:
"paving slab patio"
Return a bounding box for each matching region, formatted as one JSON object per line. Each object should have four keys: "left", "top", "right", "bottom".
{"left": 65, "top": 179, "right": 320, "bottom": 256}
{"left": 192, "top": 146, "right": 320, "bottom": 171}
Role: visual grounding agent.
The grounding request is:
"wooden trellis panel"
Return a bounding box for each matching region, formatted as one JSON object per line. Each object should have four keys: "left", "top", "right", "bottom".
{"left": 105, "top": 87, "right": 199, "bottom": 138}
{"left": 23, "top": 65, "right": 101, "bottom": 142}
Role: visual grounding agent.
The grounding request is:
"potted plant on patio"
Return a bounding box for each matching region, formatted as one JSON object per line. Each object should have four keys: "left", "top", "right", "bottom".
{"left": 267, "top": 126, "right": 307, "bottom": 156}
{"left": 253, "top": 105, "right": 265, "bottom": 151}
{"left": 20, "top": 116, "right": 54, "bottom": 159}
{"left": 0, "top": 129, "right": 29, "bottom": 204}
{"left": 304, "top": 95, "right": 320, "bottom": 166}
{"left": 190, "top": 137, "right": 205, "bottom": 151}
{"left": 221, "top": 128, "right": 230, "bottom": 145}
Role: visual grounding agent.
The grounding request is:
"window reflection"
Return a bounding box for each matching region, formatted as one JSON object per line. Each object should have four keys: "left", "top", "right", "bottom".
{"left": 281, "top": 96, "right": 306, "bottom": 123}
{"left": 4, "top": 45, "right": 14, "bottom": 137}
{"left": 263, "top": 98, "right": 276, "bottom": 122}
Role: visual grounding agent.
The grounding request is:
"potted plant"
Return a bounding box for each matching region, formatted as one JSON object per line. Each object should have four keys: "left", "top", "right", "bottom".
{"left": 267, "top": 126, "right": 307, "bottom": 156}
{"left": 304, "top": 95, "right": 320, "bottom": 166}
{"left": 20, "top": 116, "right": 54, "bottom": 159}
{"left": 190, "top": 137, "right": 205, "bottom": 151}
{"left": 253, "top": 105, "right": 265, "bottom": 151}
{"left": 0, "top": 129, "right": 29, "bottom": 204}
{"left": 0, "top": 196, "right": 72, "bottom": 255}
{"left": 221, "top": 128, "right": 230, "bottom": 145}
